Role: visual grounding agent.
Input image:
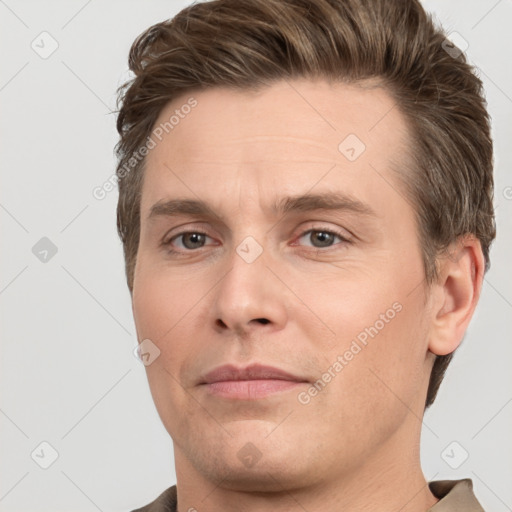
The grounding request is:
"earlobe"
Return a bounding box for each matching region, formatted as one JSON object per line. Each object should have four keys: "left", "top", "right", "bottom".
{"left": 428, "top": 236, "right": 485, "bottom": 357}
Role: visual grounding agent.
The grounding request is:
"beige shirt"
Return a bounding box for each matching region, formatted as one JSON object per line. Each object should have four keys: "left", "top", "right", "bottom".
{"left": 131, "top": 478, "right": 485, "bottom": 512}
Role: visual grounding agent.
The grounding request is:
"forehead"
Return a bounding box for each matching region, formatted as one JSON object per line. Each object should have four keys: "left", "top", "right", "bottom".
{"left": 141, "top": 79, "right": 412, "bottom": 217}
{"left": 151, "top": 79, "right": 406, "bottom": 160}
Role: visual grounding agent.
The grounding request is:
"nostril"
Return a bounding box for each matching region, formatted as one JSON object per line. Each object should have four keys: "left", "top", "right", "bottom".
{"left": 256, "top": 318, "right": 270, "bottom": 324}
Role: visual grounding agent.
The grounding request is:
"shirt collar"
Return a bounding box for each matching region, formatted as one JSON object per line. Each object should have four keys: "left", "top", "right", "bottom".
{"left": 428, "top": 479, "right": 485, "bottom": 511}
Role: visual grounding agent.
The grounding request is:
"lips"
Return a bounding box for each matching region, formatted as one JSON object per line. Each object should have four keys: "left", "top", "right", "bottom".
{"left": 199, "top": 363, "right": 308, "bottom": 385}
{"left": 198, "top": 364, "right": 310, "bottom": 400}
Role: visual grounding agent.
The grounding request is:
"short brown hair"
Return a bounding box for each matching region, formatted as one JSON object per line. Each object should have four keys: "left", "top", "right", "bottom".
{"left": 115, "top": 0, "right": 495, "bottom": 408}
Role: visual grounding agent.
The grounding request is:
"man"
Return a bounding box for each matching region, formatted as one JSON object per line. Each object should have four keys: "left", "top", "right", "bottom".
{"left": 114, "top": 0, "right": 495, "bottom": 510}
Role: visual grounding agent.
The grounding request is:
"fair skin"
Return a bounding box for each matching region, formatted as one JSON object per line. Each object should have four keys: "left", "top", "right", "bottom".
{"left": 132, "top": 79, "right": 484, "bottom": 512}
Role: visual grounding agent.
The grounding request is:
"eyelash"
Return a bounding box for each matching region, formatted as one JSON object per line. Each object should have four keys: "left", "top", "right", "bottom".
{"left": 162, "top": 227, "right": 352, "bottom": 255}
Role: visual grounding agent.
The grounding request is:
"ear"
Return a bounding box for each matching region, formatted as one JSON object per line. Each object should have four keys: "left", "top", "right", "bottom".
{"left": 428, "top": 236, "right": 485, "bottom": 356}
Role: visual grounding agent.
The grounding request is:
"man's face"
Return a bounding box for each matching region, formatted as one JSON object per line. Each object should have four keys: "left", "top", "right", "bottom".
{"left": 132, "top": 80, "right": 436, "bottom": 489}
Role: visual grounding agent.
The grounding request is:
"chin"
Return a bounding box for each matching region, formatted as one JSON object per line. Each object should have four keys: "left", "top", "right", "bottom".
{"left": 198, "top": 456, "right": 309, "bottom": 493}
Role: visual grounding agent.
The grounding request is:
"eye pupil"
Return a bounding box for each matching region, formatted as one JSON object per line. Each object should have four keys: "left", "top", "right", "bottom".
{"left": 311, "top": 231, "right": 334, "bottom": 247}
{"left": 183, "top": 233, "right": 205, "bottom": 249}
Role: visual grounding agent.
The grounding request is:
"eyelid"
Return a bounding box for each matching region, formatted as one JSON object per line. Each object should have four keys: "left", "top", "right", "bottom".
{"left": 161, "top": 222, "right": 213, "bottom": 245}
{"left": 161, "top": 226, "right": 354, "bottom": 255}
{"left": 290, "top": 227, "right": 353, "bottom": 251}
{"left": 292, "top": 221, "right": 353, "bottom": 242}
{"left": 161, "top": 223, "right": 354, "bottom": 252}
{"left": 163, "top": 230, "right": 214, "bottom": 249}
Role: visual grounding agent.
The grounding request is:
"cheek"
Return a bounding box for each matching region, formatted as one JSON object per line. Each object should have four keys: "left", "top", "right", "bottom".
{"left": 337, "top": 295, "right": 429, "bottom": 421}
{"left": 132, "top": 262, "right": 199, "bottom": 342}
{"left": 132, "top": 270, "right": 192, "bottom": 390}
{"left": 132, "top": 265, "right": 209, "bottom": 383}
{"left": 132, "top": 270, "right": 201, "bottom": 436}
{"left": 309, "top": 268, "right": 430, "bottom": 411}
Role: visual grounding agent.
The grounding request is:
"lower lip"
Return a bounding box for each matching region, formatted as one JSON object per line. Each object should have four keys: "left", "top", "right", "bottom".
{"left": 203, "top": 379, "right": 306, "bottom": 399}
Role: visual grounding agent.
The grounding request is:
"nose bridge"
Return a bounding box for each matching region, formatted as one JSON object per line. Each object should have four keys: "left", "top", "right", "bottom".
{"left": 218, "top": 234, "right": 270, "bottom": 310}
{"left": 211, "top": 232, "right": 287, "bottom": 332}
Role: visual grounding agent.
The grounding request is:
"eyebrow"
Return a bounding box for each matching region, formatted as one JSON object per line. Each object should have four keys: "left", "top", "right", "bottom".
{"left": 148, "top": 192, "right": 377, "bottom": 221}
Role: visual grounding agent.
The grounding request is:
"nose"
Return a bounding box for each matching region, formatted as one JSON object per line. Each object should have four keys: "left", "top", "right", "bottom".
{"left": 211, "top": 239, "right": 289, "bottom": 338}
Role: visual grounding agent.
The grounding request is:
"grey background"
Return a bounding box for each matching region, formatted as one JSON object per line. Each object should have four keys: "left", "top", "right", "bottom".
{"left": 0, "top": 1, "right": 511, "bottom": 511}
